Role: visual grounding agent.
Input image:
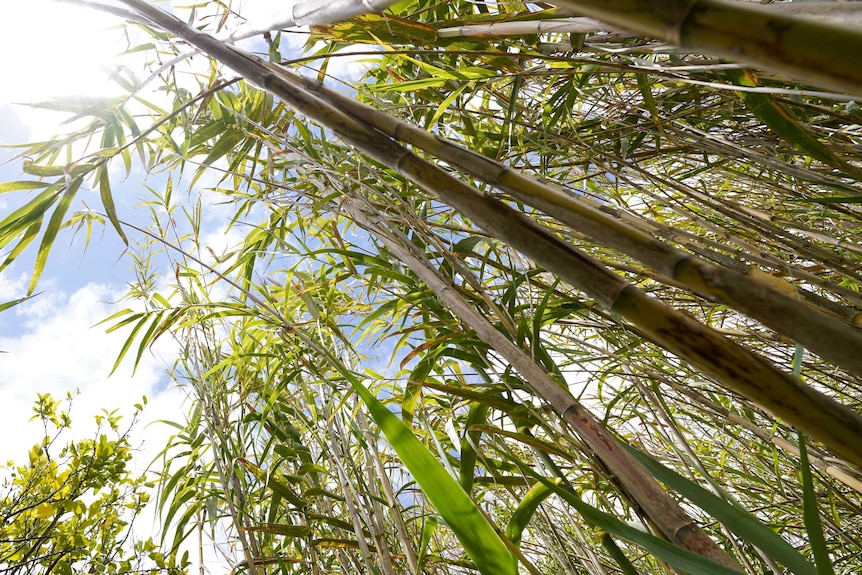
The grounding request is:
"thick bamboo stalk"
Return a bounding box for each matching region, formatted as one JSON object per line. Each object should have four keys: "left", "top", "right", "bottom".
{"left": 293, "top": 79, "right": 862, "bottom": 377}
{"left": 107, "top": 1, "right": 862, "bottom": 376}
{"left": 344, "top": 198, "right": 741, "bottom": 570}
{"left": 117, "top": 0, "right": 862, "bottom": 470}
{"left": 549, "top": 0, "right": 862, "bottom": 97}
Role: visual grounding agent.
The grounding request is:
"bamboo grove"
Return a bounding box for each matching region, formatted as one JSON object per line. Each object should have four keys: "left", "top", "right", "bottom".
{"left": 3, "top": 0, "right": 862, "bottom": 573}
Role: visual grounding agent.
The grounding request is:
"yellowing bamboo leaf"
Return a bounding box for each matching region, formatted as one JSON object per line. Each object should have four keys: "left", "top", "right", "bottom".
{"left": 34, "top": 502, "right": 56, "bottom": 518}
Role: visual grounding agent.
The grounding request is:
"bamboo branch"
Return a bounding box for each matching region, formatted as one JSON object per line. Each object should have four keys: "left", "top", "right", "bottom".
{"left": 436, "top": 17, "right": 623, "bottom": 38}
{"left": 228, "top": 0, "right": 398, "bottom": 41}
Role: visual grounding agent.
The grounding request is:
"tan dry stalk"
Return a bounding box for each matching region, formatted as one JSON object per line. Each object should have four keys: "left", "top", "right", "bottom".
{"left": 343, "top": 198, "right": 741, "bottom": 569}
{"left": 118, "top": 0, "right": 862, "bottom": 470}
{"left": 549, "top": 0, "right": 862, "bottom": 97}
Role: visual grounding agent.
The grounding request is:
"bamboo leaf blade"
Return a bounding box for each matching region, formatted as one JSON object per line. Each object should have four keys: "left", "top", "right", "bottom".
{"left": 622, "top": 442, "right": 816, "bottom": 575}
{"left": 350, "top": 377, "right": 518, "bottom": 575}
{"left": 514, "top": 461, "right": 744, "bottom": 575}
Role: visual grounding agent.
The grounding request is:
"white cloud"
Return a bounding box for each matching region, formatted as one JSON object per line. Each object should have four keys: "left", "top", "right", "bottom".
{"left": 0, "top": 1, "right": 128, "bottom": 140}
{"left": 0, "top": 282, "right": 180, "bottom": 461}
{"left": 0, "top": 271, "right": 28, "bottom": 303}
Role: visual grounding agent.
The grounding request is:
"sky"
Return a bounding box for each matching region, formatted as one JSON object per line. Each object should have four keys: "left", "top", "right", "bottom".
{"left": 0, "top": 1, "right": 228, "bottom": 568}
{"left": 0, "top": 0, "right": 357, "bottom": 570}
{"left": 0, "top": 0, "right": 180, "bottom": 461}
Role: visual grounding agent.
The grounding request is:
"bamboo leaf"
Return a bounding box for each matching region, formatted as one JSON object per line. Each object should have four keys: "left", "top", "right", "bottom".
{"left": 506, "top": 480, "right": 554, "bottom": 548}
{"left": 515, "top": 461, "right": 743, "bottom": 575}
{"left": 29, "top": 177, "right": 82, "bottom": 294}
{"left": 97, "top": 165, "right": 127, "bottom": 244}
{"left": 0, "top": 292, "right": 40, "bottom": 314}
{"left": 794, "top": 196, "right": 862, "bottom": 204}
{"left": 242, "top": 524, "right": 311, "bottom": 537}
{"left": 350, "top": 377, "right": 517, "bottom": 575}
{"left": 622, "top": 442, "right": 815, "bottom": 575}
{"left": 798, "top": 433, "right": 834, "bottom": 575}
{"left": 0, "top": 181, "right": 52, "bottom": 194}
{"left": 725, "top": 69, "right": 841, "bottom": 168}
{"left": 427, "top": 83, "right": 469, "bottom": 129}
{"left": 459, "top": 402, "right": 488, "bottom": 493}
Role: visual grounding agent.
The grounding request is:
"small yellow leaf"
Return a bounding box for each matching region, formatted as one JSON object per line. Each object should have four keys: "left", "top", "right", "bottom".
{"left": 34, "top": 502, "right": 56, "bottom": 518}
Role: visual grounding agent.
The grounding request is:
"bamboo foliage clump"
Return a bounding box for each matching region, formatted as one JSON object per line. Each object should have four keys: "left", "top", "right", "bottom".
{"left": 2, "top": 0, "right": 862, "bottom": 574}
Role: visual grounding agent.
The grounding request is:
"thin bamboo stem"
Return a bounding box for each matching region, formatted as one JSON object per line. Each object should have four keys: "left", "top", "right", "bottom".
{"left": 436, "top": 17, "right": 622, "bottom": 38}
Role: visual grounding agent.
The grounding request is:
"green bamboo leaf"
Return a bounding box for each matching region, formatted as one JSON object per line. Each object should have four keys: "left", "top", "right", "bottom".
{"left": 369, "top": 77, "right": 450, "bottom": 93}
{"left": 22, "top": 160, "right": 96, "bottom": 178}
{"left": 793, "top": 196, "right": 862, "bottom": 204}
{"left": 514, "top": 461, "right": 742, "bottom": 575}
{"left": 600, "top": 533, "right": 641, "bottom": 575}
{"left": 0, "top": 187, "right": 59, "bottom": 246}
{"left": 29, "top": 177, "right": 82, "bottom": 294}
{"left": 418, "top": 516, "right": 438, "bottom": 568}
{"left": 97, "top": 165, "right": 127, "bottom": 244}
{"left": 108, "top": 312, "right": 151, "bottom": 375}
{"left": 99, "top": 309, "right": 142, "bottom": 332}
{"left": 0, "top": 181, "right": 52, "bottom": 194}
{"left": 238, "top": 457, "right": 308, "bottom": 509}
{"left": 622, "top": 443, "right": 814, "bottom": 575}
{"left": 133, "top": 310, "right": 165, "bottom": 371}
{"left": 798, "top": 432, "right": 834, "bottom": 575}
{"left": 427, "top": 83, "right": 469, "bottom": 129}
{"left": 506, "top": 480, "right": 554, "bottom": 549}
{"left": 469, "top": 424, "right": 571, "bottom": 460}
{"left": 243, "top": 524, "right": 311, "bottom": 537}
{"left": 459, "top": 402, "right": 488, "bottom": 493}
{"left": 725, "top": 69, "right": 841, "bottom": 168}
{"left": 307, "top": 513, "right": 364, "bottom": 533}
{"left": 350, "top": 377, "right": 517, "bottom": 575}
{"left": 635, "top": 72, "right": 663, "bottom": 142}
{"left": 0, "top": 220, "right": 41, "bottom": 274}
{"left": 0, "top": 292, "right": 40, "bottom": 314}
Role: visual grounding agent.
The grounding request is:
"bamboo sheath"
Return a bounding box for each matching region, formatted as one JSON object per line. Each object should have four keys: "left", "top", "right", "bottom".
{"left": 345, "top": 199, "right": 742, "bottom": 569}
{"left": 550, "top": 0, "right": 862, "bottom": 98}
{"left": 118, "top": 0, "right": 862, "bottom": 468}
